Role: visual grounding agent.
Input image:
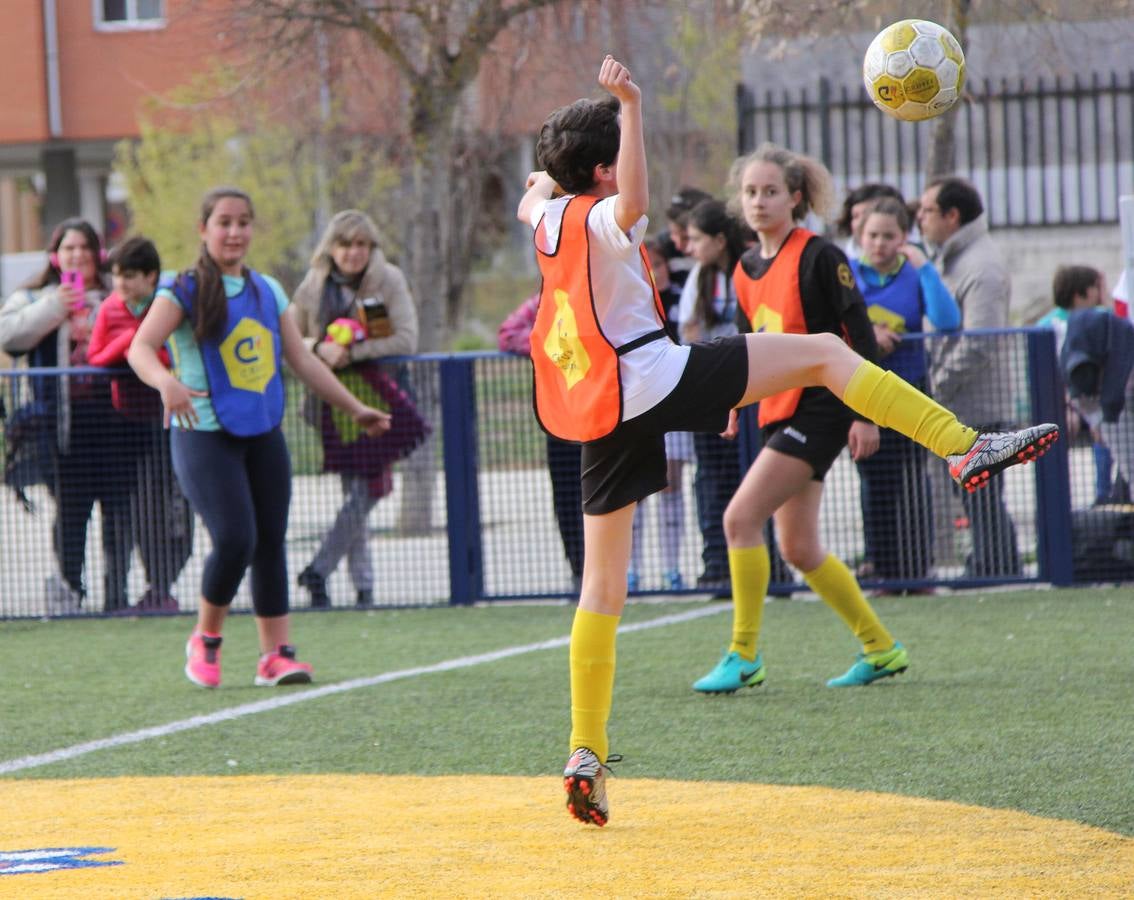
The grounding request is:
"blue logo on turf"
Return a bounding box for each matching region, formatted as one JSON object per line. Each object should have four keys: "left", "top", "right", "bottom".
{"left": 0, "top": 846, "right": 123, "bottom": 875}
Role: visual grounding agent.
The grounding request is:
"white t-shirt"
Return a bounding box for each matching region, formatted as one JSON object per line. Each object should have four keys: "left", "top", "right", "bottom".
{"left": 531, "top": 194, "right": 689, "bottom": 420}
{"left": 677, "top": 262, "right": 739, "bottom": 341}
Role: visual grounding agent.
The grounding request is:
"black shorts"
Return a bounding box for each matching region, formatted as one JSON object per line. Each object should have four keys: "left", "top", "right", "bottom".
{"left": 580, "top": 336, "right": 749, "bottom": 515}
{"left": 762, "top": 388, "right": 854, "bottom": 481}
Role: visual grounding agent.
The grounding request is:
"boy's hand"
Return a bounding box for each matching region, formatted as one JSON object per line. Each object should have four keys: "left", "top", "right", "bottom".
{"left": 524, "top": 171, "right": 559, "bottom": 197}
{"left": 599, "top": 55, "right": 640, "bottom": 105}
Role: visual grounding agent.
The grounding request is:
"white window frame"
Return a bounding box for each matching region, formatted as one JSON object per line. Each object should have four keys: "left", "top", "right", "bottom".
{"left": 92, "top": 0, "right": 167, "bottom": 32}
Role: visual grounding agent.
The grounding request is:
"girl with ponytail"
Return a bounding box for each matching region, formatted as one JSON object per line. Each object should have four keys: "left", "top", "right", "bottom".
{"left": 128, "top": 186, "right": 391, "bottom": 689}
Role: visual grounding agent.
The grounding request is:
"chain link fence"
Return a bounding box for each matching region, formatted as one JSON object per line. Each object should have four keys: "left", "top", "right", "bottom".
{"left": 0, "top": 329, "right": 1126, "bottom": 618}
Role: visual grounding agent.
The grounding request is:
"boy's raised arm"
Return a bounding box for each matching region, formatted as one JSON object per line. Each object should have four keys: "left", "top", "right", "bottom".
{"left": 598, "top": 55, "right": 647, "bottom": 233}
{"left": 517, "top": 171, "right": 557, "bottom": 224}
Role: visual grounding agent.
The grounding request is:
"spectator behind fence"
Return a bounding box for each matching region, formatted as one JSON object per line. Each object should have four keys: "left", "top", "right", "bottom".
{"left": 87, "top": 236, "right": 194, "bottom": 612}
{"left": 127, "top": 187, "right": 391, "bottom": 690}
{"left": 836, "top": 182, "right": 904, "bottom": 260}
{"left": 627, "top": 238, "right": 692, "bottom": 592}
{"left": 1038, "top": 265, "right": 1121, "bottom": 505}
{"left": 918, "top": 177, "right": 1021, "bottom": 578}
{"left": 1061, "top": 302, "right": 1134, "bottom": 500}
{"left": 657, "top": 186, "right": 713, "bottom": 291}
{"left": 0, "top": 218, "right": 138, "bottom": 614}
{"left": 520, "top": 59, "right": 1057, "bottom": 826}
{"left": 677, "top": 199, "right": 746, "bottom": 594}
{"left": 850, "top": 197, "right": 961, "bottom": 586}
{"left": 498, "top": 291, "right": 585, "bottom": 594}
{"left": 292, "top": 210, "right": 426, "bottom": 609}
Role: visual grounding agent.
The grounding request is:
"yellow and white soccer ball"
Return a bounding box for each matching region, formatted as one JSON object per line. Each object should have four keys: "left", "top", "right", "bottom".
{"left": 863, "top": 19, "right": 965, "bottom": 122}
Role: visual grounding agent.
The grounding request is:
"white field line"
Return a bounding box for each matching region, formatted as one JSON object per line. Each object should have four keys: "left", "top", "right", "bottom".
{"left": 0, "top": 604, "right": 726, "bottom": 776}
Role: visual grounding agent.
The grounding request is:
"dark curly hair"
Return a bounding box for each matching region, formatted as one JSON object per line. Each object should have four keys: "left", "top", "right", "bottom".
{"left": 536, "top": 96, "right": 620, "bottom": 195}
{"left": 835, "top": 183, "right": 904, "bottom": 237}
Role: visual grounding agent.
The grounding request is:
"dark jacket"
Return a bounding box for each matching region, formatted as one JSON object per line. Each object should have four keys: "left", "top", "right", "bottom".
{"left": 1061, "top": 307, "right": 1134, "bottom": 423}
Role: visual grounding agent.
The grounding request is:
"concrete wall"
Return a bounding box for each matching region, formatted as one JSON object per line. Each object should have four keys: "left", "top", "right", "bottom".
{"left": 995, "top": 224, "right": 1123, "bottom": 325}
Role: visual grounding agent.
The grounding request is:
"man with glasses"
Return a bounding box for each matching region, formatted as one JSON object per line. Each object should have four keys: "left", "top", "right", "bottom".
{"left": 917, "top": 177, "right": 1021, "bottom": 578}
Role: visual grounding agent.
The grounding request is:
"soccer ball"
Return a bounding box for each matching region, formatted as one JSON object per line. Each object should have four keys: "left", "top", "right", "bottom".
{"left": 863, "top": 19, "right": 965, "bottom": 122}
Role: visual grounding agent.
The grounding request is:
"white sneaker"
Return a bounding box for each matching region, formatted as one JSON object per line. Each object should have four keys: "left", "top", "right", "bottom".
{"left": 45, "top": 574, "right": 82, "bottom": 616}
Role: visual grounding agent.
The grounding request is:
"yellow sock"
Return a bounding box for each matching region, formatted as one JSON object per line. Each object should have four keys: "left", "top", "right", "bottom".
{"left": 569, "top": 607, "right": 619, "bottom": 764}
{"left": 727, "top": 545, "right": 769, "bottom": 660}
{"left": 843, "top": 361, "right": 977, "bottom": 458}
{"left": 803, "top": 554, "right": 893, "bottom": 654}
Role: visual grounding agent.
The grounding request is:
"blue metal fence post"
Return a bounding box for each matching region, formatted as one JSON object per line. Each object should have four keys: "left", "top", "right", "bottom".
{"left": 440, "top": 356, "right": 483, "bottom": 605}
{"left": 1026, "top": 329, "right": 1074, "bottom": 585}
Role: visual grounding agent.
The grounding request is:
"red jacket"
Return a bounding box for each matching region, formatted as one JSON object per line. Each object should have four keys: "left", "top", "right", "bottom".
{"left": 87, "top": 291, "right": 169, "bottom": 368}
{"left": 87, "top": 291, "right": 169, "bottom": 419}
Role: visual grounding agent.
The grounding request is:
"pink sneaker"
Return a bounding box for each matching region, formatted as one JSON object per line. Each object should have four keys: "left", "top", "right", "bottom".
{"left": 254, "top": 644, "right": 313, "bottom": 686}
{"left": 185, "top": 631, "right": 222, "bottom": 688}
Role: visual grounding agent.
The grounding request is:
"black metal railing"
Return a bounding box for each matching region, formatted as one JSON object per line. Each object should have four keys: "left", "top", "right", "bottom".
{"left": 736, "top": 71, "right": 1134, "bottom": 227}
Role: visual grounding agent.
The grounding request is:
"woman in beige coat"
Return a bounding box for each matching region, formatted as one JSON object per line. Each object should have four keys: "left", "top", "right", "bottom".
{"left": 292, "top": 210, "right": 420, "bottom": 607}
{"left": 0, "top": 218, "right": 137, "bottom": 613}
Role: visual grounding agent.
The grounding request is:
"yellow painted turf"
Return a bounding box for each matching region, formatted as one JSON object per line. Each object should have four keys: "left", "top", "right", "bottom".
{"left": 3, "top": 775, "right": 1133, "bottom": 898}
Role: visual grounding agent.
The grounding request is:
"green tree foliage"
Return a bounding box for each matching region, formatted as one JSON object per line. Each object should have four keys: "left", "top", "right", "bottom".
{"left": 113, "top": 68, "right": 398, "bottom": 290}
{"left": 654, "top": 2, "right": 741, "bottom": 200}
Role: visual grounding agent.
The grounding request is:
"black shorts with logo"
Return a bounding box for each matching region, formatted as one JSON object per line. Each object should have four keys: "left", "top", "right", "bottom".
{"left": 762, "top": 387, "right": 854, "bottom": 481}
{"left": 580, "top": 336, "right": 749, "bottom": 515}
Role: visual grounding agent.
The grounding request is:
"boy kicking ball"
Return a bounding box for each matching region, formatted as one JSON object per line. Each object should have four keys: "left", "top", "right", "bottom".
{"left": 518, "top": 55, "right": 1057, "bottom": 827}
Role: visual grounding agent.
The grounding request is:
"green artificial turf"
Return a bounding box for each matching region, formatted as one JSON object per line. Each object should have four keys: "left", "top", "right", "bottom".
{"left": 1, "top": 587, "right": 1130, "bottom": 835}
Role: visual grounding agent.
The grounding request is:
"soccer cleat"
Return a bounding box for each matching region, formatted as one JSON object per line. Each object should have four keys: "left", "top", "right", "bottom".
{"left": 185, "top": 631, "right": 222, "bottom": 688}
{"left": 626, "top": 570, "right": 640, "bottom": 593}
{"left": 254, "top": 644, "right": 314, "bottom": 687}
{"left": 664, "top": 569, "right": 685, "bottom": 591}
{"left": 563, "top": 747, "right": 621, "bottom": 826}
{"left": 692, "top": 650, "right": 765, "bottom": 694}
{"left": 947, "top": 424, "right": 1059, "bottom": 493}
{"left": 826, "top": 641, "right": 909, "bottom": 687}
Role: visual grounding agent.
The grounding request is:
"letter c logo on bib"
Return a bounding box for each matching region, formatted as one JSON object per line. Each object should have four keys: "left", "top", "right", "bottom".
{"left": 220, "top": 317, "right": 276, "bottom": 393}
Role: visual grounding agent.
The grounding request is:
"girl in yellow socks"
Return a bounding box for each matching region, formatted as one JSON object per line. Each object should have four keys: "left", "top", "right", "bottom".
{"left": 693, "top": 143, "right": 1055, "bottom": 694}
{"left": 520, "top": 60, "right": 1056, "bottom": 826}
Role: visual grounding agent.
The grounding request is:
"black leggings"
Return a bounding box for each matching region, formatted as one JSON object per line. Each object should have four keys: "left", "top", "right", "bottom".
{"left": 53, "top": 396, "right": 139, "bottom": 609}
{"left": 171, "top": 427, "right": 291, "bottom": 616}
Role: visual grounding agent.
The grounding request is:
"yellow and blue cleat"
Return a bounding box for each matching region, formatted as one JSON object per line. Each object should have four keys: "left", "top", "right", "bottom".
{"left": 693, "top": 651, "right": 766, "bottom": 694}
{"left": 826, "top": 642, "right": 909, "bottom": 687}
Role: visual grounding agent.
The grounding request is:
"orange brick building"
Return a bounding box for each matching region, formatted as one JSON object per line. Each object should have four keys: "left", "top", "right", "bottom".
{"left": 0, "top": 1, "right": 717, "bottom": 268}
{"left": 0, "top": 0, "right": 234, "bottom": 252}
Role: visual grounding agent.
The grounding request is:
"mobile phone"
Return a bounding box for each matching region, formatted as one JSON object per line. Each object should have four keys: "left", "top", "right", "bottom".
{"left": 62, "top": 271, "right": 85, "bottom": 294}
{"left": 62, "top": 271, "right": 86, "bottom": 311}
